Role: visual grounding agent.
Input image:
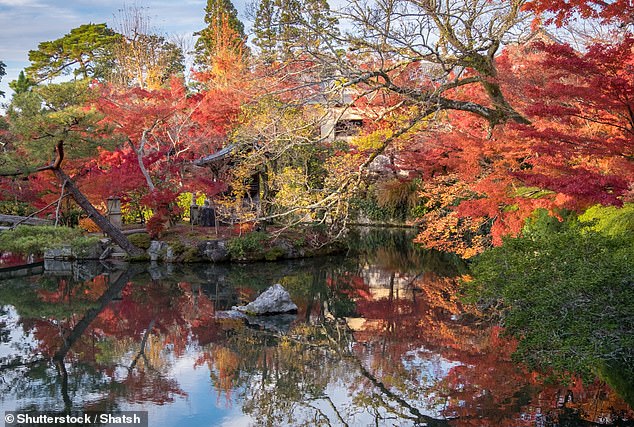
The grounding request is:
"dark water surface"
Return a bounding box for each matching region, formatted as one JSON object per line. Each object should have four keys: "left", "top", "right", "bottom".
{"left": 0, "top": 230, "right": 632, "bottom": 426}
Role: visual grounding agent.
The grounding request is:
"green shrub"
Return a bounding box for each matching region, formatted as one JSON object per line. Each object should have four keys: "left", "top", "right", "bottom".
{"left": 128, "top": 232, "right": 152, "bottom": 250}
{"left": 579, "top": 203, "right": 634, "bottom": 238}
{"left": 0, "top": 225, "right": 93, "bottom": 256}
{"left": 227, "top": 232, "right": 268, "bottom": 259}
{"left": 0, "top": 201, "right": 36, "bottom": 216}
{"left": 467, "top": 209, "right": 634, "bottom": 384}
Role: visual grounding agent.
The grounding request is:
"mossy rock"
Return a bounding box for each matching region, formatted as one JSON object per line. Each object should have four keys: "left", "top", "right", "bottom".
{"left": 181, "top": 247, "right": 203, "bottom": 263}
{"left": 264, "top": 247, "right": 286, "bottom": 261}
{"left": 168, "top": 240, "right": 188, "bottom": 255}
{"left": 128, "top": 232, "right": 151, "bottom": 250}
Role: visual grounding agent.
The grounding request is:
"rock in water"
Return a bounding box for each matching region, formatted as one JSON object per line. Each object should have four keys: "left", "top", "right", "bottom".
{"left": 233, "top": 284, "right": 298, "bottom": 315}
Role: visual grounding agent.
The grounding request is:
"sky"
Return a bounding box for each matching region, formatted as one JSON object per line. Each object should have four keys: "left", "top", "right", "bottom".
{"left": 0, "top": 0, "right": 251, "bottom": 103}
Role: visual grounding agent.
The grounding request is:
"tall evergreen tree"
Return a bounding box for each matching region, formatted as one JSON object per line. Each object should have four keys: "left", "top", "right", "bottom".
{"left": 277, "top": 0, "right": 303, "bottom": 59}
{"left": 301, "top": 0, "right": 339, "bottom": 49}
{"left": 252, "top": 0, "right": 339, "bottom": 62}
{"left": 9, "top": 71, "right": 35, "bottom": 95}
{"left": 194, "top": 0, "right": 245, "bottom": 67}
{"left": 253, "top": 0, "right": 279, "bottom": 62}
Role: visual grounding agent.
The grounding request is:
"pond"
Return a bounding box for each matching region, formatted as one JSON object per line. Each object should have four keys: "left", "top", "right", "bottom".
{"left": 0, "top": 229, "right": 632, "bottom": 426}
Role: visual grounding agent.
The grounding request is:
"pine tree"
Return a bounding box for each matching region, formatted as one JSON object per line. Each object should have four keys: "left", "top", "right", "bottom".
{"left": 277, "top": 0, "right": 302, "bottom": 59}
{"left": 253, "top": 0, "right": 279, "bottom": 62}
{"left": 25, "top": 23, "right": 119, "bottom": 82}
{"left": 252, "top": 0, "right": 339, "bottom": 62}
{"left": 194, "top": 0, "right": 245, "bottom": 68}
{"left": 301, "top": 0, "right": 339, "bottom": 49}
{"left": 9, "top": 71, "right": 36, "bottom": 95}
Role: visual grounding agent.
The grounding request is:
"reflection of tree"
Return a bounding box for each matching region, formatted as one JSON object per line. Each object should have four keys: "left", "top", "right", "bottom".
{"left": 194, "top": 262, "right": 632, "bottom": 426}
{"left": 0, "top": 237, "right": 631, "bottom": 425}
{"left": 349, "top": 272, "right": 633, "bottom": 426}
{"left": 1, "top": 264, "right": 202, "bottom": 412}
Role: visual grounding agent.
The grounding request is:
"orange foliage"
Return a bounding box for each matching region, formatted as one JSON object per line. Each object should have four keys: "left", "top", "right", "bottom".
{"left": 78, "top": 217, "right": 100, "bottom": 233}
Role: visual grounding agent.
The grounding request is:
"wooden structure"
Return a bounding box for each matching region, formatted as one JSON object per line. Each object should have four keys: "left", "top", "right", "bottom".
{"left": 193, "top": 144, "right": 261, "bottom": 225}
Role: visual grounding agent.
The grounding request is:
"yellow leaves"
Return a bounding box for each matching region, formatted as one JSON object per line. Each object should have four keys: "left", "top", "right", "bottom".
{"left": 349, "top": 128, "right": 393, "bottom": 151}
{"left": 271, "top": 167, "right": 319, "bottom": 219}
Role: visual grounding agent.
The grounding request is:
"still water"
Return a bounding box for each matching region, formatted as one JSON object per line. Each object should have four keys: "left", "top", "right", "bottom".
{"left": 0, "top": 230, "right": 632, "bottom": 426}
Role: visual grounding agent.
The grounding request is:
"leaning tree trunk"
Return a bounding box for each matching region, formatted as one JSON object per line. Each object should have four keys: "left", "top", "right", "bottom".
{"left": 53, "top": 168, "right": 145, "bottom": 257}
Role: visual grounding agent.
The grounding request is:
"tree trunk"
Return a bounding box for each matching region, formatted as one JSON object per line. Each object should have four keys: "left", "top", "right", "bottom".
{"left": 52, "top": 168, "right": 145, "bottom": 257}
{"left": 131, "top": 132, "right": 156, "bottom": 192}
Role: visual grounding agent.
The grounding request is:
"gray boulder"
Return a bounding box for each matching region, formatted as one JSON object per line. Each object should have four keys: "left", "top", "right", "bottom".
{"left": 233, "top": 284, "right": 298, "bottom": 315}
{"left": 147, "top": 241, "right": 174, "bottom": 262}
{"left": 199, "top": 240, "right": 229, "bottom": 262}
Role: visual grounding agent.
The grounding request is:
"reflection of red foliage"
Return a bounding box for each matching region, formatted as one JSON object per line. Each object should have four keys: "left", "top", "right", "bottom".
{"left": 349, "top": 273, "right": 633, "bottom": 424}
{"left": 327, "top": 273, "right": 372, "bottom": 300}
{"left": 109, "top": 370, "right": 187, "bottom": 405}
{"left": 37, "top": 276, "right": 108, "bottom": 304}
{"left": 0, "top": 253, "right": 34, "bottom": 267}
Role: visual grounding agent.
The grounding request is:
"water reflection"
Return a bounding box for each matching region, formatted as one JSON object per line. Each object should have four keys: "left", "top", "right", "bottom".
{"left": 0, "top": 230, "right": 632, "bottom": 426}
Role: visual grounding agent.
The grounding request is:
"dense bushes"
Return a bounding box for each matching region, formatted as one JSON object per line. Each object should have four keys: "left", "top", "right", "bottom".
{"left": 467, "top": 206, "right": 634, "bottom": 388}
{"left": 0, "top": 225, "right": 99, "bottom": 256}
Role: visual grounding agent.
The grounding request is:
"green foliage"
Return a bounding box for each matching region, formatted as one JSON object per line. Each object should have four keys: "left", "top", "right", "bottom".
{"left": 352, "top": 195, "right": 393, "bottom": 222}
{"left": 467, "top": 209, "right": 634, "bottom": 383}
{"left": 26, "top": 23, "right": 119, "bottom": 81}
{"left": 0, "top": 225, "right": 94, "bottom": 256}
{"left": 227, "top": 231, "right": 268, "bottom": 259}
{"left": 598, "top": 361, "right": 634, "bottom": 408}
{"left": 121, "top": 193, "right": 153, "bottom": 224}
{"left": 177, "top": 192, "right": 208, "bottom": 220}
{"left": 128, "top": 233, "right": 151, "bottom": 250}
{"left": 408, "top": 204, "right": 428, "bottom": 219}
{"left": 579, "top": 203, "right": 634, "bottom": 238}
{"left": 0, "top": 201, "right": 36, "bottom": 216}
{"left": 5, "top": 80, "right": 106, "bottom": 170}
{"left": 253, "top": 0, "right": 278, "bottom": 61}
{"left": 514, "top": 186, "right": 555, "bottom": 199}
{"left": 9, "top": 71, "right": 35, "bottom": 94}
{"left": 253, "top": 0, "right": 339, "bottom": 61}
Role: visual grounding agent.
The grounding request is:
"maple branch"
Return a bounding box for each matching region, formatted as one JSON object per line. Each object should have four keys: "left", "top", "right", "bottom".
{"left": 254, "top": 111, "right": 424, "bottom": 224}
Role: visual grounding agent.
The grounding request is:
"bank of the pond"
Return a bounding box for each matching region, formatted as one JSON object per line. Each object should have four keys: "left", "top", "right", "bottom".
{"left": 41, "top": 224, "right": 347, "bottom": 263}
{"left": 140, "top": 229, "right": 346, "bottom": 263}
